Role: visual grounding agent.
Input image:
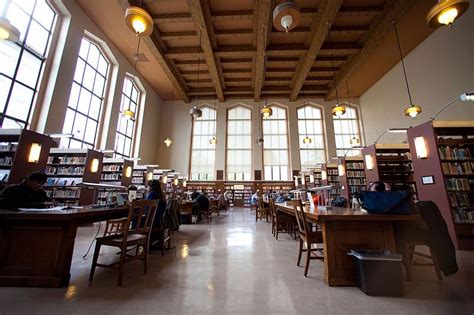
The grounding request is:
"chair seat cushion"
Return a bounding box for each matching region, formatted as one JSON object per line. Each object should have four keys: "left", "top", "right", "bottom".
{"left": 97, "top": 233, "right": 147, "bottom": 245}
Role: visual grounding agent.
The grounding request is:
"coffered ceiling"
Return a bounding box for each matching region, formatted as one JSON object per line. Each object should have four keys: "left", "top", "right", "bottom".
{"left": 76, "top": 0, "right": 437, "bottom": 102}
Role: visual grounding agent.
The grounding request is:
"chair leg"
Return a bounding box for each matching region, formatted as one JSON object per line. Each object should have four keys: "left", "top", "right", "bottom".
{"left": 144, "top": 242, "right": 149, "bottom": 274}
{"left": 429, "top": 246, "right": 443, "bottom": 280}
{"left": 297, "top": 238, "right": 303, "bottom": 266}
{"left": 161, "top": 233, "right": 165, "bottom": 257}
{"left": 118, "top": 245, "right": 127, "bottom": 287}
{"left": 404, "top": 244, "right": 412, "bottom": 281}
{"left": 304, "top": 242, "right": 311, "bottom": 277}
{"left": 276, "top": 222, "right": 279, "bottom": 240}
{"left": 89, "top": 242, "right": 101, "bottom": 282}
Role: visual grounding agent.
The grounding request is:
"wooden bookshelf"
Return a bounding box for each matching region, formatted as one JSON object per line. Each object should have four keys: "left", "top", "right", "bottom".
{"left": 407, "top": 120, "right": 474, "bottom": 250}
{"left": 223, "top": 182, "right": 256, "bottom": 207}
{"left": 338, "top": 157, "right": 367, "bottom": 202}
{"left": 45, "top": 148, "right": 103, "bottom": 206}
{"left": 98, "top": 158, "right": 133, "bottom": 204}
{"left": 132, "top": 165, "right": 158, "bottom": 199}
{"left": 0, "top": 129, "right": 54, "bottom": 186}
{"left": 321, "top": 163, "right": 341, "bottom": 203}
{"left": 362, "top": 144, "right": 417, "bottom": 196}
{"left": 295, "top": 169, "right": 322, "bottom": 190}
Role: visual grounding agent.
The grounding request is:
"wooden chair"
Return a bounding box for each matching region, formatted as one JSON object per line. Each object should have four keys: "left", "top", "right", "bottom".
{"left": 293, "top": 199, "right": 324, "bottom": 277}
{"left": 256, "top": 197, "right": 269, "bottom": 222}
{"left": 89, "top": 200, "right": 158, "bottom": 286}
{"left": 210, "top": 199, "right": 220, "bottom": 217}
{"left": 269, "top": 198, "right": 296, "bottom": 240}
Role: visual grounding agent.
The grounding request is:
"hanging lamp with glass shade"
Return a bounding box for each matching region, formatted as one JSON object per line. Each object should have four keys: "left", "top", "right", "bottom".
{"left": 327, "top": 23, "right": 345, "bottom": 117}
{"left": 256, "top": 101, "right": 265, "bottom": 145}
{"left": 345, "top": 80, "right": 360, "bottom": 146}
{"left": 164, "top": 85, "right": 174, "bottom": 147}
{"left": 302, "top": 101, "right": 312, "bottom": 145}
{"left": 393, "top": 22, "right": 422, "bottom": 118}
{"left": 427, "top": 0, "right": 470, "bottom": 28}
{"left": 261, "top": 98, "right": 273, "bottom": 118}
{"left": 0, "top": 17, "right": 20, "bottom": 42}
{"left": 190, "top": 28, "right": 203, "bottom": 119}
{"left": 209, "top": 95, "right": 217, "bottom": 145}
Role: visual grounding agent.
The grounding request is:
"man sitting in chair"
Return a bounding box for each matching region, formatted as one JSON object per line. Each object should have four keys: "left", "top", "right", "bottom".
{"left": 191, "top": 191, "right": 209, "bottom": 223}
{"left": 0, "top": 172, "right": 52, "bottom": 209}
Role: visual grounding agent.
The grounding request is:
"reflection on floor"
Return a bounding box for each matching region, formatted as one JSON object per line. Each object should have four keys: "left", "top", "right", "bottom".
{"left": 0, "top": 207, "right": 473, "bottom": 314}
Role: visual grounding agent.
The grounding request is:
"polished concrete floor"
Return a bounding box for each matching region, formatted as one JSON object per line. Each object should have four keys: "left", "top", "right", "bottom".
{"left": 0, "top": 207, "right": 473, "bottom": 314}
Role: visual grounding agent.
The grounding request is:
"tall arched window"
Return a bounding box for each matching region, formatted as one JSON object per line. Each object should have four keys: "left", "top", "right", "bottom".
{"left": 0, "top": 0, "right": 56, "bottom": 128}
{"left": 114, "top": 77, "right": 139, "bottom": 158}
{"left": 190, "top": 106, "right": 217, "bottom": 180}
{"left": 263, "top": 105, "right": 289, "bottom": 180}
{"left": 297, "top": 105, "right": 326, "bottom": 170}
{"left": 227, "top": 106, "right": 252, "bottom": 181}
{"left": 333, "top": 105, "right": 361, "bottom": 157}
{"left": 60, "top": 37, "right": 110, "bottom": 149}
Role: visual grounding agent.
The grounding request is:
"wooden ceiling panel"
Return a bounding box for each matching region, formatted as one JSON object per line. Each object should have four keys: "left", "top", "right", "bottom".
{"left": 75, "top": 0, "right": 433, "bottom": 101}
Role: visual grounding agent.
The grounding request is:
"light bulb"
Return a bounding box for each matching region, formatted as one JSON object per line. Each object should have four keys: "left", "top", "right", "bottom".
{"left": 164, "top": 138, "right": 172, "bottom": 147}
{"left": 303, "top": 136, "right": 312, "bottom": 144}
{"left": 132, "top": 18, "right": 147, "bottom": 34}
{"left": 438, "top": 7, "right": 458, "bottom": 26}
{"left": 281, "top": 15, "right": 293, "bottom": 32}
{"left": 0, "top": 28, "right": 8, "bottom": 39}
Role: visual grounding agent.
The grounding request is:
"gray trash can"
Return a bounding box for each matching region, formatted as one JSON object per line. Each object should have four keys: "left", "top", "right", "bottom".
{"left": 349, "top": 249, "right": 403, "bottom": 296}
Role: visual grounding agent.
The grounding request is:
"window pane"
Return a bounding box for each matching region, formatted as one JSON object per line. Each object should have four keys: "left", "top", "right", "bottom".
{"left": 34, "top": 1, "right": 55, "bottom": 30}
{"left": 226, "top": 106, "right": 251, "bottom": 180}
{"left": 16, "top": 50, "right": 42, "bottom": 87}
{"left": 0, "top": 40, "right": 20, "bottom": 77}
{"left": 6, "top": 83, "right": 34, "bottom": 120}
{"left": 263, "top": 106, "right": 289, "bottom": 180}
{"left": 25, "top": 21, "right": 49, "bottom": 55}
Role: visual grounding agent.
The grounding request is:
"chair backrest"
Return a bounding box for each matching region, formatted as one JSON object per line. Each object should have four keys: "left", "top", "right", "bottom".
{"left": 293, "top": 199, "right": 308, "bottom": 237}
{"left": 268, "top": 198, "right": 276, "bottom": 216}
{"left": 123, "top": 199, "right": 158, "bottom": 238}
{"left": 257, "top": 196, "right": 265, "bottom": 210}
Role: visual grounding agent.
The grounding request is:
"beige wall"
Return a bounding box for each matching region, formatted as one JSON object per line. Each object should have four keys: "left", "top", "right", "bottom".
{"left": 360, "top": 7, "right": 474, "bottom": 145}
{"left": 158, "top": 98, "right": 362, "bottom": 178}
{"left": 31, "top": 0, "right": 162, "bottom": 164}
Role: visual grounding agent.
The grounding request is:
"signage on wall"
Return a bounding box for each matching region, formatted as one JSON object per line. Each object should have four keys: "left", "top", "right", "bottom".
{"left": 421, "top": 175, "right": 435, "bottom": 185}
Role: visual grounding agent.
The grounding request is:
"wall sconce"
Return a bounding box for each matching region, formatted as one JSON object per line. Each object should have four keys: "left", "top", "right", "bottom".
{"left": 28, "top": 143, "right": 42, "bottom": 163}
{"left": 321, "top": 170, "right": 327, "bottom": 181}
{"left": 309, "top": 174, "right": 315, "bottom": 183}
{"left": 173, "top": 178, "right": 179, "bottom": 186}
{"left": 125, "top": 166, "right": 132, "bottom": 178}
{"left": 90, "top": 158, "right": 100, "bottom": 173}
{"left": 162, "top": 175, "right": 168, "bottom": 184}
{"left": 146, "top": 171, "right": 153, "bottom": 181}
{"left": 364, "top": 155, "right": 374, "bottom": 171}
{"left": 183, "top": 180, "right": 187, "bottom": 188}
{"left": 301, "top": 175, "right": 305, "bottom": 186}
{"left": 294, "top": 176, "right": 298, "bottom": 187}
{"left": 338, "top": 164, "right": 345, "bottom": 177}
{"left": 414, "top": 137, "right": 428, "bottom": 159}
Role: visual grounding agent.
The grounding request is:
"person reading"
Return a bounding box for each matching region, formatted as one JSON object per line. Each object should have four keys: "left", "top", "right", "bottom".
{"left": 0, "top": 172, "right": 52, "bottom": 209}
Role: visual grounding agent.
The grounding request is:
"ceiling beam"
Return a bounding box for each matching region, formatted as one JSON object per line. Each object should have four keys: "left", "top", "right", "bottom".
{"left": 187, "top": 0, "right": 225, "bottom": 101}
{"left": 326, "top": 0, "right": 415, "bottom": 100}
{"left": 289, "top": 0, "right": 344, "bottom": 101}
{"left": 118, "top": 0, "right": 190, "bottom": 102}
{"left": 253, "top": 0, "right": 273, "bottom": 102}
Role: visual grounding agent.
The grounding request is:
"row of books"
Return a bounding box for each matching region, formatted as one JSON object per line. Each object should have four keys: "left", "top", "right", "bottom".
{"left": 327, "top": 169, "right": 338, "bottom": 175}
{"left": 438, "top": 146, "right": 471, "bottom": 160}
{"left": 346, "top": 162, "right": 364, "bottom": 169}
{"left": 45, "top": 166, "right": 84, "bottom": 176}
{"left": 348, "top": 178, "right": 367, "bottom": 185}
{"left": 48, "top": 156, "right": 86, "bottom": 164}
{"left": 0, "top": 156, "right": 13, "bottom": 166}
{"left": 101, "top": 173, "right": 122, "bottom": 180}
{"left": 45, "top": 190, "right": 80, "bottom": 198}
{"left": 378, "top": 165, "right": 413, "bottom": 172}
{"left": 0, "top": 143, "right": 18, "bottom": 152}
{"left": 349, "top": 186, "right": 366, "bottom": 193}
{"left": 445, "top": 178, "right": 471, "bottom": 191}
{"left": 102, "top": 165, "right": 122, "bottom": 172}
{"left": 132, "top": 177, "right": 144, "bottom": 184}
{"left": 453, "top": 210, "right": 474, "bottom": 224}
{"left": 328, "top": 175, "right": 339, "bottom": 182}
{"left": 45, "top": 177, "right": 83, "bottom": 187}
{"left": 441, "top": 162, "right": 473, "bottom": 175}
{"left": 347, "top": 171, "right": 365, "bottom": 177}
{"left": 132, "top": 171, "right": 145, "bottom": 177}
{"left": 448, "top": 192, "right": 472, "bottom": 209}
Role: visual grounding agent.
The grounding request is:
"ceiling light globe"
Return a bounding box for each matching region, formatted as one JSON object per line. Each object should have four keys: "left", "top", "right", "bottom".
{"left": 350, "top": 137, "right": 360, "bottom": 146}
{"left": 331, "top": 105, "right": 346, "bottom": 117}
{"left": 0, "top": 17, "right": 20, "bottom": 42}
{"left": 190, "top": 106, "right": 202, "bottom": 119}
{"left": 261, "top": 106, "right": 273, "bottom": 118}
{"left": 122, "top": 109, "right": 135, "bottom": 120}
{"left": 460, "top": 93, "right": 474, "bottom": 101}
{"left": 404, "top": 105, "right": 422, "bottom": 118}
{"left": 303, "top": 136, "right": 312, "bottom": 144}
{"left": 209, "top": 137, "right": 217, "bottom": 145}
{"left": 427, "top": 0, "right": 469, "bottom": 28}
{"left": 164, "top": 138, "right": 172, "bottom": 147}
{"left": 281, "top": 15, "right": 293, "bottom": 32}
{"left": 125, "top": 6, "right": 154, "bottom": 36}
{"left": 273, "top": 1, "right": 300, "bottom": 32}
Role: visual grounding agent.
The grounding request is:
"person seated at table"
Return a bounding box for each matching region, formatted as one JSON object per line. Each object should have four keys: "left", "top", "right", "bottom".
{"left": 146, "top": 180, "right": 167, "bottom": 226}
{"left": 250, "top": 191, "right": 259, "bottom": 205}
{"left": 368, "top": 181, "right": 391, "bottom": 192}
{"left": 275, "top": 193, "right": 286, "bottom": 203}
{"left": 191, "top": 191, "right": 209, "bottom": 223}
{"left": 217, "top": 190, "right": 227, "bottom": 210}
{"left": 0, "top": 172, "right": 51, "bottom": 209}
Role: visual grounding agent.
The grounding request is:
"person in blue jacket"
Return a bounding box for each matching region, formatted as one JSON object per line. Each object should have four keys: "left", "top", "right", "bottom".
{"left": 146, "top": 180, "right": 167, "bottom": 226}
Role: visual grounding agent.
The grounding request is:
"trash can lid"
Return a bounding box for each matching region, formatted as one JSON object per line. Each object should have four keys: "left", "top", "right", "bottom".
{"left": 349, "top": 249, "right": 402, "bottom": 261}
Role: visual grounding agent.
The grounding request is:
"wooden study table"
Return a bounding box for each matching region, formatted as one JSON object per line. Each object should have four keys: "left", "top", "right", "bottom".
{"left": 0, "top": 206, "right": 129, "bottom": 287}
{"left": 275, "top": 202, "right": 419, "bottom": 286}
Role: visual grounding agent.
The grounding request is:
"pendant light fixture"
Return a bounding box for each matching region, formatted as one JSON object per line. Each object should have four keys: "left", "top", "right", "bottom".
{"left": 209, "top": 95, "right": 217, "bottom": 145}
{"left": 302, "top": 101, "right": 312, "bottom": 145}
{"left": 190, "top": 27, "right": 203, "bottom": 119}
{"left": 123, "top": 1, "right": 153, "bottom": 120}
{"left": 427, "top": 0, "right": 470, "bottom": 28}
{"left": 346, "top": 80, "right": 360, "bottom": 146}
{"left": 0, "top": 17, "right": 20, "bottom": 42}
{"left": 328, "top": 23, "right": 345, "bottom": 117}
{"left": 273, "top": 1, "right": 300, "bottom": 32}
{"left": 256, "top": 101, "right": 264, "bottom": 145}
{"left": 393, "top": 22, "right": 422, "bottom": 118}
{"left": 164, "top": 84, "right": 174, "bottom": 147}
{"left": 261, "top": 98, "right": 273, "bottom": 118}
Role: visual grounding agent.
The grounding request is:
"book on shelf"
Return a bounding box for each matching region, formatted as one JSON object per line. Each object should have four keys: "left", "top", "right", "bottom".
{"left": 45, "top": 177, "right": 83, "bottom": 187}
{"left": 438, "top": 146, "right": 471, "bottom": 160}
